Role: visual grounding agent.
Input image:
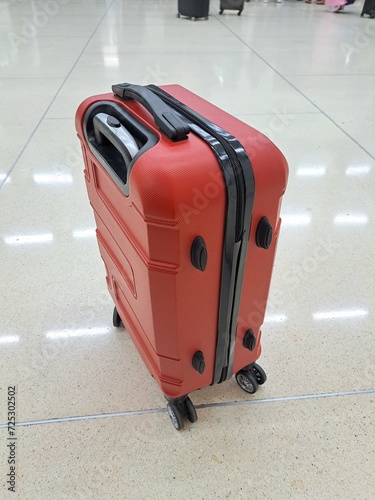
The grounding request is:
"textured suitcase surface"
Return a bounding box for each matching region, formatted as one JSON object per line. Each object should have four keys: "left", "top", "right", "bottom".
{"left": 76, "top": 84, "right": 288, "bottom": 429}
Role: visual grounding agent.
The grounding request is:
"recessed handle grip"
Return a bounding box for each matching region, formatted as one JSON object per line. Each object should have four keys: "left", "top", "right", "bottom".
{"left": 112, "top": 83, "right": 190, "bottom": 142}
{"left": 92, "top": 113, "right": 140, "bottom": 184}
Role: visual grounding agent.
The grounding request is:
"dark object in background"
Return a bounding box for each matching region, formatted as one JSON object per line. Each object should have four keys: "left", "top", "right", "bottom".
{"left": 360, "top": 0, "right": 375, "bottom": 17}
{"left": 176, "top": 0, "right": 209, "bottom": 20}
{"left": 219, "top": 0, "right": 245, "bottom": 15}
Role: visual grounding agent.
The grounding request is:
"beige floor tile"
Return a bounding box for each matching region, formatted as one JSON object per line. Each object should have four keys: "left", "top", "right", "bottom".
{"left": 0, "top": 14, "right": 103, "bottom": 37}
{"left": 86, "top": 21, "right": 248, "bottom": 54}
{"left": 0, "top": 36, "right": 90, "bottom": 78}
{"left": 0, "top": 0, "right": 112, "bottom": 18}
{"left": 287, "top": 75, "right": 375, "bottom": 157}
{"left": 0, "top": 78, "right": 64, "bottom": 175}
{"left": 101, "top": 0, "right": 186, "bottom": 25}
{"left": 0, "top": 393, "right": 374, "bottom": 499}
{"left": 45, "top": 50, "right": 316, "bottom": 119}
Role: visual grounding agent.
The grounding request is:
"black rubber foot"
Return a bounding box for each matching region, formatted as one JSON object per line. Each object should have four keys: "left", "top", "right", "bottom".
{"left": 112, "top": 306, "right": 122, "bottom": 327}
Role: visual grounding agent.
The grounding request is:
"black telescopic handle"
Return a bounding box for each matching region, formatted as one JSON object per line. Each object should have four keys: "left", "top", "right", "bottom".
{"left": 112, "top": 83, "right": 190, "bottom": 142}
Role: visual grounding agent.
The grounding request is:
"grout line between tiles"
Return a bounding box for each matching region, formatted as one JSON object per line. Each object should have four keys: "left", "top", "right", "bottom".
{"left": 214, "top": 14, "right": 375, "bottom": 161}
{"left": 200, "top": 388, "right": 375, "bottom": 409}
{"left": 1, "top": 388, "right": 374, "bottom": 429}
{"left": 0, "top": 0, "right": 116, "bottom": 191}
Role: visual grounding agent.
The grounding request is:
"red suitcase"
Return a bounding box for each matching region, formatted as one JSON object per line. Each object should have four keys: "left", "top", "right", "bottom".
{"left": 75, "top": 83, "right": 288, "bottom": 430}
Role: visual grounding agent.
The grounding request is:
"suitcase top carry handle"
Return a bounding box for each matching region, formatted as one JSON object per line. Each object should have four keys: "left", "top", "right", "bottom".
{"left": 112, "top": 83, "right": 190, "bottom": 142}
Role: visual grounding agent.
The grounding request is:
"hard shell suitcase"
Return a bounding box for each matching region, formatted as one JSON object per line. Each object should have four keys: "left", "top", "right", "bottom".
{"left": 177, "top": 0, "right": 209, "bottom": 20}
{"left": 75, "top": 83, "right": 288, "bottom": 430}
{"left": 360, "top": 0, "right": 375, "bottom": 17}
{"left": 219, "top": 0, "right": 245, "bottom": 15}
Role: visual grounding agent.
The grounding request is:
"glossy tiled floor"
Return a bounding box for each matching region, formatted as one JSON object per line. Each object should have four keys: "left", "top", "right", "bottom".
{"left": 0, "top": 0, "right": 374, "bottom": 498}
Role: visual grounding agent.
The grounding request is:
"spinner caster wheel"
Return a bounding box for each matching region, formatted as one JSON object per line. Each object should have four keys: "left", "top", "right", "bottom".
{"left": 235, "top": 369, "right": 259, "bottom": 394}
{"left": 176, "top": 12, "right": 180, "bottom": 18}
{"left": 238, "top": 9, "right": 243, "bottom": 15}
{"left": 251, "top": 363, "right": 267, "bottom": 385}
{"left": 219, "top": 9, "right": 223, "bottom": 14}
{"left": 185, "top": 396, "right": 198, "bottom": 423}
{"left": 167, "top": 403, "right": 184, "bottom": 431}
{"left": 165, "top": 395, "right": 197, "bottom": 430}
{"left": 191, "top": 16, "right": 196, "bottom": 21}
{"left": 112, "top": 307, "right": 122, "bottom": 328}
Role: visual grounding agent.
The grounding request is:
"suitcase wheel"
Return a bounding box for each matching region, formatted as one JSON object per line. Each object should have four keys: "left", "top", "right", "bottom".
{"left": 165, "top": 395, "right": 197, "bottom": 431}
{"left": 251, "top": 363, "right": 267, "bottom": 385}
{"left": 176, "top": 12, "right": 180, "bottom": 18}
{"left": 185, "top": 396, "right": 198, "bottom": 423}
{"left": 167, "top": 403, "right": 184, "bottom": 431}
{"left": 219, "top": 9, "right": 223, "bottom": 14}
{"left": 112, "top": 306, "right": 123, "bottom": 328}
{"left": 235, "top": 369, "right": 259, "bottom": 394}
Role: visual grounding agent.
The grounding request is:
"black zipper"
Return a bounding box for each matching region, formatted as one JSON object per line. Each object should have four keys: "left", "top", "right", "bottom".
{"left": 227, "top": 146, "right": 245, "bottom": 242}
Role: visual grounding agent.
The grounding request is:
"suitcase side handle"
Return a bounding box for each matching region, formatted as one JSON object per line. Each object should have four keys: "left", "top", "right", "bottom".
{"left": 112, "top": 83, "right": 190, "bottom": 142}
{"left": 92, "top": 112, "right": 140, "bottom": 182}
